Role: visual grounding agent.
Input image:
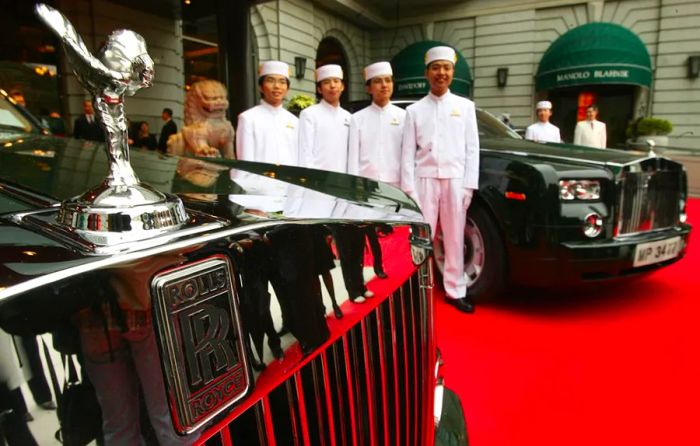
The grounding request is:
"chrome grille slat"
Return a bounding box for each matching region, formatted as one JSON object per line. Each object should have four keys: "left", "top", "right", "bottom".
{"left": 319, "top": 353, "right": 337, "bottom": 446}
{"left": 310, "top": 358, "right": 329, "bottom": 446}
{"left": 388, "top": 297, "right": 402, "bottom": 444}
{"left": 201, "top": 269, "right": 431, "bottom": 446}
{"left": 409, "top": 276, "right": 420, "bottom": 445}
{"left": 261, "top": 396, "right": 276, "bottom": 446}
{"left": 374, "top": 306, "right": 389, "bottom": 444}
{"left": 329, "top": 343, "right": 349, "bottom": 446}
{"left": 341, "top": 335, "right": 359, "bottom": 446}
{"left": 284, "top": 380, "right": 302, "bottom": 446}
{"left": 294, "top": 372, "right": 312, "bottom": 445}
{"left": 360, "top": 319, "right": 378, "bottom": 443}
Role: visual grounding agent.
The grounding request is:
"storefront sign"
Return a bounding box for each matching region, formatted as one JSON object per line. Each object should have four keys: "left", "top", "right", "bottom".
{"left": 539, "top": 65, "right": 650, "bottom": 90}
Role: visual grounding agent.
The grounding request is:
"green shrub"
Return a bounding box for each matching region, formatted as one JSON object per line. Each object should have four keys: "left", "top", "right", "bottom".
{"left": 286, "top": 94, "right": 316, "bottom": 116}
{"left": 627, "top": 117, "right": 673, "bottom": 138}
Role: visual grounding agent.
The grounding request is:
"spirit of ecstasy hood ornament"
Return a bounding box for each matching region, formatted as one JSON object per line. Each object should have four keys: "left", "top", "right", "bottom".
{"left": 35, "top": 3, "right": 188, "bottom": 246}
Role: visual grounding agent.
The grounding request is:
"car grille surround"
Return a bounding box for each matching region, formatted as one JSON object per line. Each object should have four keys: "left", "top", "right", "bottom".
{"left": 615, "top": 158, "right": 684, "bottom": 236}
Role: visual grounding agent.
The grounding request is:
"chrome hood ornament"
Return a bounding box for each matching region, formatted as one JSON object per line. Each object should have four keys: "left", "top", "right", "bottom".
{"left": 35, "top": 3, "right": 187, "bottom": 246}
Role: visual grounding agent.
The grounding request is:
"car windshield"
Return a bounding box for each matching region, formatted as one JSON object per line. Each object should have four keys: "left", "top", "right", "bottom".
{"left": 475, "top": 109, "right": 521, "bottom": 139}
{"left": 0, "top": 91, "right": 39, "bottom": 133}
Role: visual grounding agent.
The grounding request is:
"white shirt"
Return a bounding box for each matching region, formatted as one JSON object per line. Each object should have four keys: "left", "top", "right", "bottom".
{"left": 574, "top": 119, "right": 607, "bottom": 148}
{"left": 298, "top": 100, "right": 352, "bottom": 173}
{"left": 236, "top": 101, "right": 299, "bottom": 165}
{"left": 400, "top": 90, "right": 480, "bottom": 195}
{"left": 525, "top": 121, "right": 561, "bottom": 143}
{"left": 348, "top": 102, "right": 406, "bottom": 185}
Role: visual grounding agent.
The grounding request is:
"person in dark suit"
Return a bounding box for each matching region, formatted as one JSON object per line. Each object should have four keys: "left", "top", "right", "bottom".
{"left": 72, "top": 99, "right": 103, "bottom": 141}
{"left": 157, "top": 108, "right": 177, "bottom": 153}
{"left": 132, "top": 121, "right": 157, "bottom": 150}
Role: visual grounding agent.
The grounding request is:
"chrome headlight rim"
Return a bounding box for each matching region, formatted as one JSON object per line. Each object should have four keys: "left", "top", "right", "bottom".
{"left": 583, "top": 212, "right": 604, "bottom": 238}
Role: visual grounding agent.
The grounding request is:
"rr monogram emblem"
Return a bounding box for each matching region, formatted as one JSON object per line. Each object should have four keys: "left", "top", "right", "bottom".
{"left": 152, "top": 256, "right": 249, "bottom": 434}
{"left": 180, "top": 305, "right": 237, "bottom": 386}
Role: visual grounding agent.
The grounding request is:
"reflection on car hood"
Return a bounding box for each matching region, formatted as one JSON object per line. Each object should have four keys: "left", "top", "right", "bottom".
{"left": 0, "top": 132, "right": 421, "bottom": 220}
{"left": 0, "top": 133, "right": 425, "bottom": 302}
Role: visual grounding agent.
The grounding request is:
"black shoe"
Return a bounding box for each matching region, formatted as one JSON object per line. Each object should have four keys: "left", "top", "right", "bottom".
{"left": 39, "top": 401, "right": 57, "bottom": 411}
{"left": 375, "top": 270, "right": 388, "bottom": 279}
{"left": 445, "top": 297, "right": 475, "bottom": 313}
{"left": 23, "top": 412, "right": 34, "bottom": 422}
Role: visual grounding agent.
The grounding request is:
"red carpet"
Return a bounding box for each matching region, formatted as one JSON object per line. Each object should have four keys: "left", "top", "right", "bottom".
{"left": 436, "top": 200, "right": 698, "bottom": 445}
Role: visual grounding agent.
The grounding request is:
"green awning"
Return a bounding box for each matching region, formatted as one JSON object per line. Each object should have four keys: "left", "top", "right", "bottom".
{"left": 391, "top": 40, "right": 472, "bottom": 98}
{"left": 536, "top": 22, "right": 652, "bottom": 91}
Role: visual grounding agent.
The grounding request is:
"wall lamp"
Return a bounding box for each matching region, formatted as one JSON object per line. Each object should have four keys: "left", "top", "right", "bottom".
{"left": 688, "top": 55, "right": 700, "bottom": 79}
{"left": 496, "top": 67, "right": 509, "bottom": 87}
{"left": 295, "top": 56, "right": 306, "bottom": 79}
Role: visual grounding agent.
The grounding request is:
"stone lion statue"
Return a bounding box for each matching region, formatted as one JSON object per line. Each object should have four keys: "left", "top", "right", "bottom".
{"left": 167, "top": 79, "right": 235, "bottom": 159}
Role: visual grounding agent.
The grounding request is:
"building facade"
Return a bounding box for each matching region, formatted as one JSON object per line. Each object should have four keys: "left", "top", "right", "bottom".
{"left": 250, "top": 0, "right": 699, "bottom": 150}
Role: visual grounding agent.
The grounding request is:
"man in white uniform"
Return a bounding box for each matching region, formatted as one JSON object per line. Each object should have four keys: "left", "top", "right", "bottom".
{"left": 574, "top": 104, "right": 607, "bottom": 148}
{"left": 234, "top": 60, "right": 301, "bottom": 358}
{"left": 348, "top": 61, "right": 405, "bottom": 187}
{"left": 236, "top": 60, "right": 298, "bottom": 165}
{"left": 525, "top": 101, "right": 561, "bottom": 143}
{"left": 348, "top": 61, "right": 405, "bottom": 279}
{"left": 298, "top": 64, "right": 351, "bottom": 173}
{"left": 299, "top": 64, "right": 373, "bottom": 303}
{"left": 400, "top": 46, "right": 479, "bottom": 313}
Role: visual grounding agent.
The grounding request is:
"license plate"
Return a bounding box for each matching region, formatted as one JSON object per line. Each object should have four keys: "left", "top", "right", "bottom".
{"left": 633, "top": 236, "right": 681, "bottom": 267}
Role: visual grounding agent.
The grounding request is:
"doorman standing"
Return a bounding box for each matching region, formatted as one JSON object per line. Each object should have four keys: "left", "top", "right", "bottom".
{"left": 299, "top": 64, "right": 374, "bottom": 303}
{"left": 348, "top": 61, "right": 406, "bottom": 279}
{"left": 400, "top": 46, "right": 479, "bottom": 313}
{"left": 574, "top": 104, "right": 607, "bottom": 148}
{"left": 525, "top": 101, "right": 561, "bottom": 143}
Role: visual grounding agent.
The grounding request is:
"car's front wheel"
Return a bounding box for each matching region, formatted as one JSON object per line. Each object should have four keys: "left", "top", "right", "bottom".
{"left": 434, "top": 203, "right": 507, "bottom": 303}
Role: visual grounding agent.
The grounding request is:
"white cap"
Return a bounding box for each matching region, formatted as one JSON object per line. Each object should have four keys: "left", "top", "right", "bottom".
{"left": 536, "top": 100, "right": 552, "bottom": 110}
{"left": 316, "top": 64, "right": 344, "bottom": 82}
{"left": 363, "top": 61, "right": 393, "bottom": 81}
{"left": 425, "top": 46, "right": 457, "bottom": 66}
{"left": 258, "top": 60, "right": 290, "bottom": 79}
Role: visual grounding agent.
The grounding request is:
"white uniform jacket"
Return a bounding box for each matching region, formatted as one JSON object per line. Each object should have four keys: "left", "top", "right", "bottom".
{"left": 298, "top": 99, "right": 352, "bottom": 173}
{"left": 525, "top": 121, "right": 561, "bottom": 143}
{"left": 348, "top": 102, "right": 406, "bottom": 186}
{"left": 400, "top": 90, "right": 480, "bottom": 197}
{"left": 236, "top": 101, "right": 299, "bottom": 165}
{"left": 574, "top": 119, "right": 607, "bottom": 148}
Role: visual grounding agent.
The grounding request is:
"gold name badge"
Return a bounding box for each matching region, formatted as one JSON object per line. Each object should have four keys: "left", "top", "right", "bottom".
{"left": 450, "top": 109, "right": 461, "bottom": 117}
{"left": 286, "top": 122, "right": 295, "bottom": 129}
{"left": 391, "top": 118, "right": 400, "bottom": 126}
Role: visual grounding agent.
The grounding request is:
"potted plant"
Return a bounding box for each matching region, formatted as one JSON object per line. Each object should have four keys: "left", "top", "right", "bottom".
{"left": 286, "top": 94, "right": 315, "bottom": 116}
{"left": 626, "top": 117, "right": 673, "bottom": 152}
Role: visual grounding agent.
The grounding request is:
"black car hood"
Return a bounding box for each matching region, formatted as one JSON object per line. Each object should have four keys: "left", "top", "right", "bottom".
{"left": 0, "top": 132, "right": 424, "bottom": 302}
{"left": 481, "top": 136, "right": 655, "bottom": 174}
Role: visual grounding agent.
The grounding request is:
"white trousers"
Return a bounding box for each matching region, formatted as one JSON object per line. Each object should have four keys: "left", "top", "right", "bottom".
{"left": 416, "top": 177, "right": 467, "bottom": 299}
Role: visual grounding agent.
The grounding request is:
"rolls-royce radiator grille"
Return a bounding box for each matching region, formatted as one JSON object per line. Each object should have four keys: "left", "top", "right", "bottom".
{"left": 198, "top": 267, "right": 434, "bottom": 446}
{"left": 616, "top": 164, "right": 682, "bottom": 236}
